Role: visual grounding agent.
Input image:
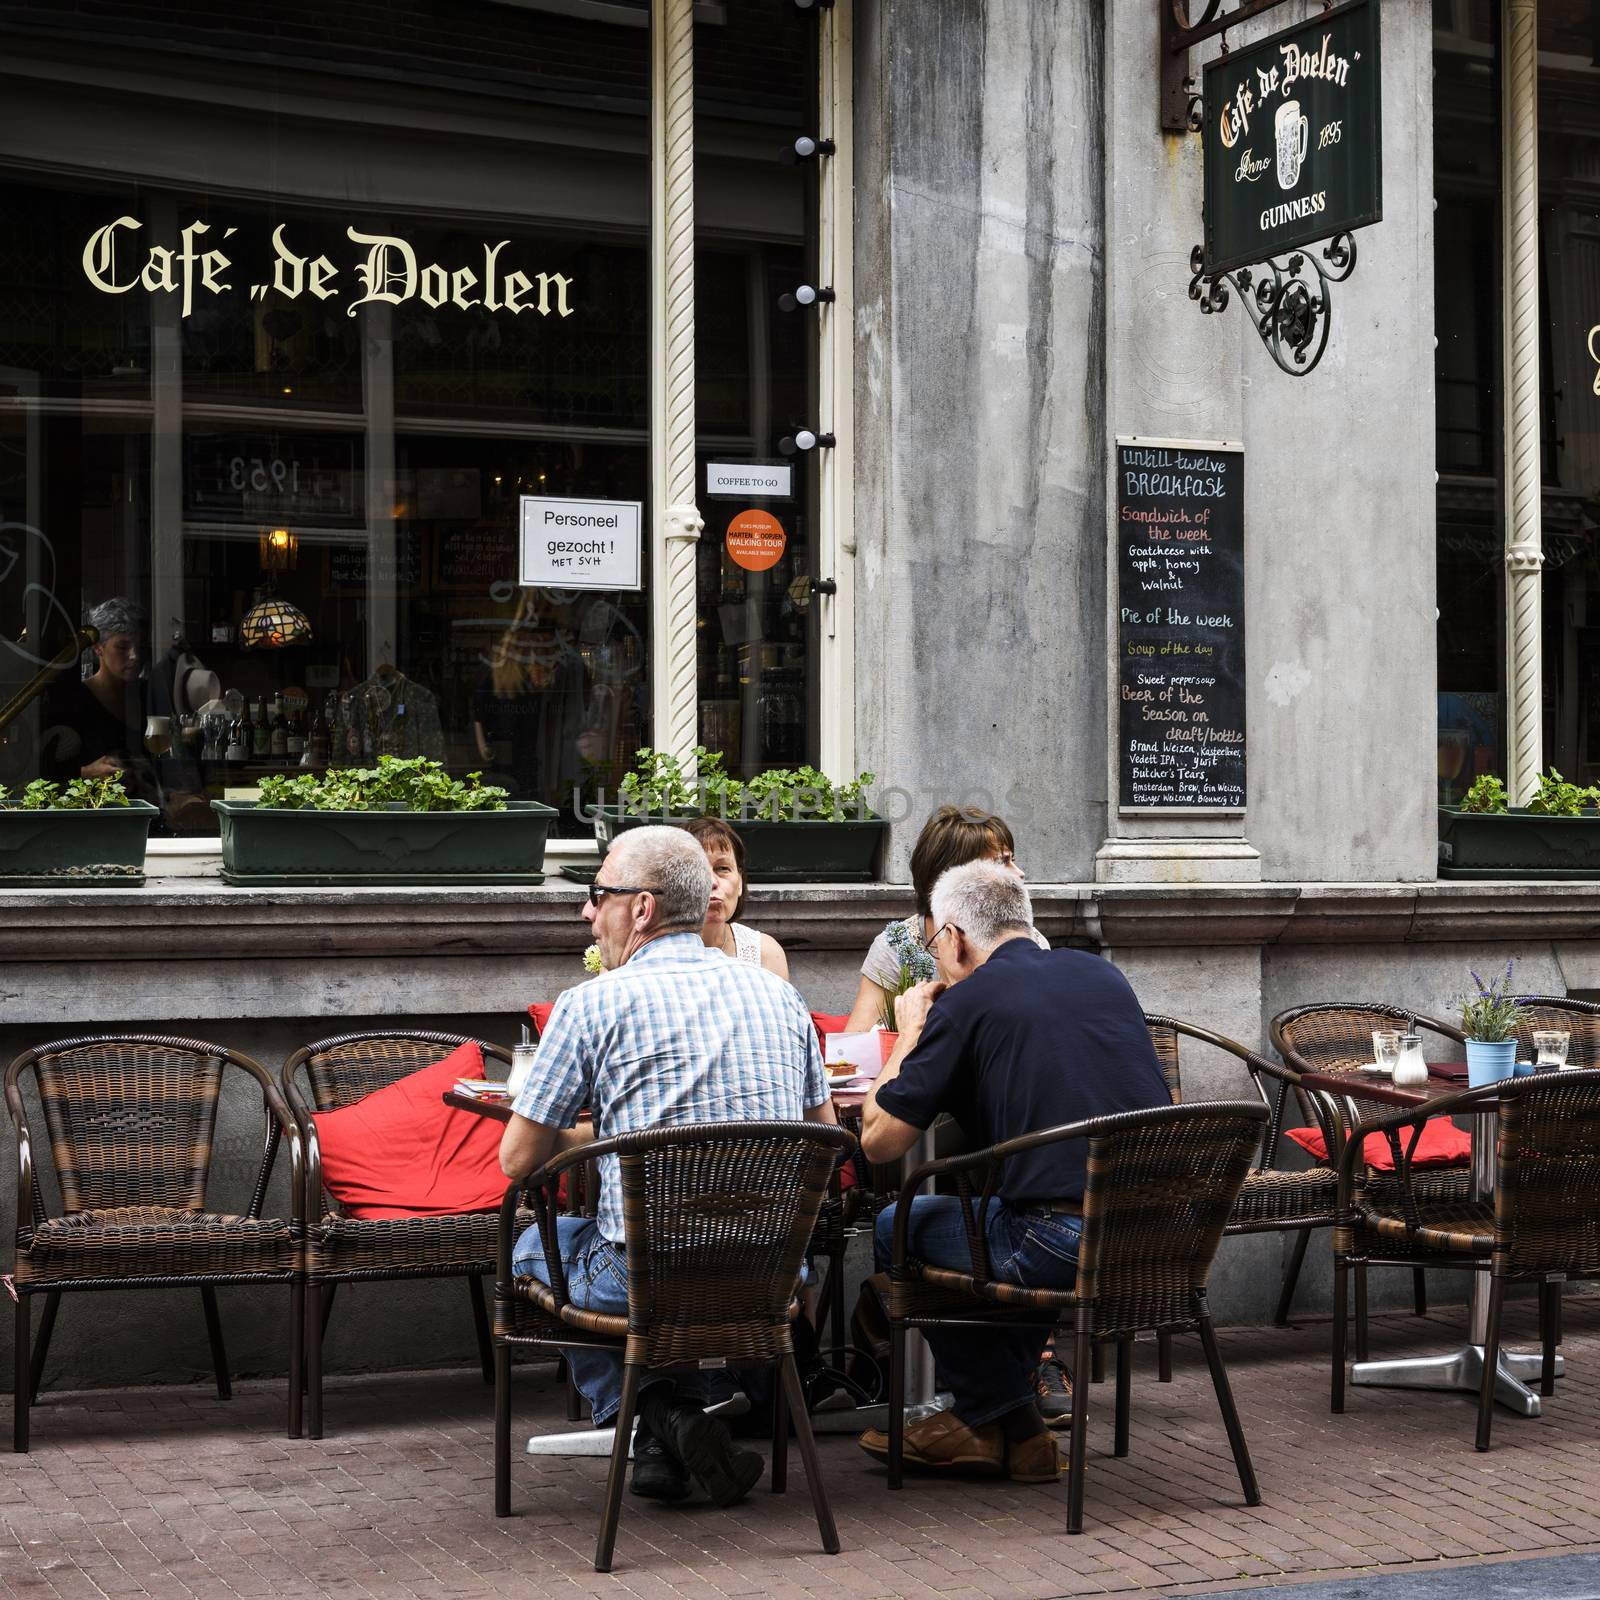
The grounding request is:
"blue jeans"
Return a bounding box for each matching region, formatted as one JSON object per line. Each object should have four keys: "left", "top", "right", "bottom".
{"left": 876, "top": 1196, "right": 1082, "bottom": 1429}
{"left": 513, "top": 1215, "right": 707, "bottom": 1427}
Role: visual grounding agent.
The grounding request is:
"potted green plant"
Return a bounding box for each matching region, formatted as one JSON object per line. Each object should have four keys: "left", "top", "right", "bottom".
{"left": 592, "top": 747, "right": 887, "bottom": 882}
{"left": 212, "top": 756, "right": 556, "bottom": 886}
{"left": 1459, "top": 961, "right": 1531, "bottom": 1087}
{"left": 0, "top": 775, "right": 158, "bottom": 886}
{"left": 1438, "top": 769, "right": 1600, "bottom": 879}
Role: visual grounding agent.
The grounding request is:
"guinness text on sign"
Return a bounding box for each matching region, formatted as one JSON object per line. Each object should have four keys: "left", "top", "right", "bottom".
{"left": 1202, "top": 0, "right": 1382, "bottom": 276}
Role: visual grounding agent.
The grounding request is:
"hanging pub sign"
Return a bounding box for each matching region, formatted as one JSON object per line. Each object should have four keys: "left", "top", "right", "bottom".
{"left": 1202, "top": 0, "right": 1382, "bottom": 276}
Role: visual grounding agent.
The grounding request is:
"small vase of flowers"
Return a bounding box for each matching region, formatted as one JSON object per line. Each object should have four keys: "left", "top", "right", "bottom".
{"left": 1459, "top": 960, "right": 1530, "bottom": 1087}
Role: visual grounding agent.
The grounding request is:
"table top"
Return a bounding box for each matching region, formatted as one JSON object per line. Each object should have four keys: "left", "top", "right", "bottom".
{"left": 444, "top": 1088, "right": 513, "bottom": 1122}
{"left": 1298, "top": 1062, "right": 1480, "bottom": 1110}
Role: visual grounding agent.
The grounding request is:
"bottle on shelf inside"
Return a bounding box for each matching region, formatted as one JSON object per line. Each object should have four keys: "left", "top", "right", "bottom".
{"left": 226, "top": 706, "right": 247, "bottom": 764}
{"left": 285, "top": 701, "right": 305, "bottom": 762}
{"left": 269, "top": 697, "right": 288, "bottom": 759}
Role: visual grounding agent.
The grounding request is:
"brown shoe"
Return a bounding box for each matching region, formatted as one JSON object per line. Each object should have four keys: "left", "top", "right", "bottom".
{"left": 858, "top": 1411, "right": 1005, "bottom": 1475}
{"left": 1006, "top": 1431, "right": 1062, "bottom": 1483}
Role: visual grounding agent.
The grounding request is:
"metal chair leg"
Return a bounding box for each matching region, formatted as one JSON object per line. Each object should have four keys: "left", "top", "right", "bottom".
{"left": 1475, "top": 1275, "right": 1507, "bottom": 1453}
{"left": 1156, "top": 1328, "right": 1173, "bottom": 1383}
{"left": 1331, "top": 1255, "right": 1348, "bottom": 1414}
{"left": 200, "top": 1287, "right": 232, "bottom": 1400}
{"left": 494, "top": 1340, "right": 513, "bottom": 1516}
{"left": 1353, "top": 1264, "right": 1369, "bottom": 1362}
{"left": 1067, "top": 1310, "right": 1092, "bottom": 1535}
{"left": 779, "top": 1352, "right": 840, "bottom": 1555}
{"left": 1195, "top": 1295, "right": 1259, "bottom": 1506}
{"left": 320, "top": 1282, "right": 338, "bottom": 1337}
{"left": 306, "top": 1278, "right": 324, "bottom": 1439}
{"left": 1541, "top": 1281, "right": 1558, "bottom": 1398}
{"left": 1273, "top": 1230, "right": 1311, "bottom": 1326}
{"left": 771, "top": 1353, "right": 789, "bottom": 1494}
{"left": 13, "top": 1293, "right": 30, "bottom": 1453}
{"left": 288, "top": 1280, "right": 304, "bottom": 1439}
{"left": 887, "top": 1321, "right": 905, "bottom": 1490}
{"left": 1412, "top": 1267, "right": 1428, "bottom": 1318}
{"left": 28, "top": 1290, "right": 60, "bottom": 1405}
{"left": 594, "top": 1366, "right": 642, "bottom": 1573}
{"left": 467, "top": 1274, "right": 494, "bottom": 1385}
{"left": 1113, "top": 1336, "right": 1132, "bottom": 1458}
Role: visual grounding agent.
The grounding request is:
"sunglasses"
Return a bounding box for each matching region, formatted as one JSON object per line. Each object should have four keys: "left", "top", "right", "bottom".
{"left": 587, "top": 881, "right": 655, "bottom": 907}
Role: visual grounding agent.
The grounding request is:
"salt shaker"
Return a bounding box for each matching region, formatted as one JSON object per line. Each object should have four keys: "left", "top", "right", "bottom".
{"left": 1391, "top": 1032, "right": 1429, "bottom": 1087}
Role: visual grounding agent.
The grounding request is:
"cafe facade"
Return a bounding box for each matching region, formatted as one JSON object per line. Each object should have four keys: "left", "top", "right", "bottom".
{"left": 2, "top": 0, "right": 1599, "bottom": 1385}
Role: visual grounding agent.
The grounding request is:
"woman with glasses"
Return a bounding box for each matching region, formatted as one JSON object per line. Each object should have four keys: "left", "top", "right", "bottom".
{"left": 682, "top": 816, "right": 789, "bottom": 977}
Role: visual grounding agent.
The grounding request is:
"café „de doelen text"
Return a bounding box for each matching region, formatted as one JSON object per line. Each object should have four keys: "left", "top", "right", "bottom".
{"left": 1118, "top": 443, "right": 1246, "bottom": 810}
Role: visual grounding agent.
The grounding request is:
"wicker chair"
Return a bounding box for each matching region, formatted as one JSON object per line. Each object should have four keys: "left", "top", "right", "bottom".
{"left": 282, "top": 1029, "right": 526, "bottom": 1438}
{"left": 1271, "top": 1003, "right": 1470, "bottom": 1333}
{"left": 1513, "top": 996, "right": 1600, "bottom": 1065}
{"left": 6, "top": 1034, "right": 300, "bottom": 1450}
{"left": 1330, "top": 1069, "right": 1600, "bottom": 1450}
{"left": 883, "top": 1100, "right": 1267, "bottom": 1535}
{"left": 494, "top": 1119, "right": 857, "bottom": 1572}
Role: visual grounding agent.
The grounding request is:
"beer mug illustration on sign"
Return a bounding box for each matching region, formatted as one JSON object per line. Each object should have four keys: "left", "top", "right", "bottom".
{"left": 1274, "top": 99, "right": 1310, "bottom": 190}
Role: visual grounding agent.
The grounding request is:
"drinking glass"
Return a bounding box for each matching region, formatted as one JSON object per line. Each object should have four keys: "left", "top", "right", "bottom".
{"left": 142, "top": 715, "right": 172, "bottom": 758}
{"left": 1372, "top": 1030, "right": 1402, "bottom": 1072}
{"left": 1533, "top": 1029, "right": 1572, "bottom": 1070}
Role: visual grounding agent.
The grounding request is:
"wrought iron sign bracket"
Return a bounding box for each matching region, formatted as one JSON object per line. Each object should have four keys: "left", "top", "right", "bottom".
{"left": 1187, "top": 232, "right": 1357, "bottom": 376}
{"left": 1161, "top": 0, "right": 1327, "bottom": 131}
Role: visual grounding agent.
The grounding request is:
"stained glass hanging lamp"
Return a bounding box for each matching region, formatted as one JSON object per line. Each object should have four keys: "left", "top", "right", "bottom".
{"left": 239, "top": 589, "right": 313, "bottom": 650}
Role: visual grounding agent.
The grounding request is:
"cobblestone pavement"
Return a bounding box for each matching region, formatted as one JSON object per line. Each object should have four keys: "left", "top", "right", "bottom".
{"left": 7, "top": 1297, "right": 1600, "bottom": 1600}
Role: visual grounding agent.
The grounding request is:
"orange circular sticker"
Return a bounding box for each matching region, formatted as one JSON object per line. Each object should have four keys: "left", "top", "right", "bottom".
{"left": 725, "top": 508, "right": 786, "bottom": 572}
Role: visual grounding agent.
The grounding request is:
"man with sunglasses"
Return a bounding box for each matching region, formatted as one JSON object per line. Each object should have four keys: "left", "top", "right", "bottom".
{"left": 855, "top": 860, "right": 1168, "bottom": 1484}
{"left": 498, "top": 825, "right": 836, "bottom": 1507}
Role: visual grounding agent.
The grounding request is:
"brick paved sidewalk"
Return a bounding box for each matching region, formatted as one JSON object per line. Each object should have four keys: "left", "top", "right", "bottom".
{"left": 7, "top": 1298, "right": 1600, "bottom": 1600}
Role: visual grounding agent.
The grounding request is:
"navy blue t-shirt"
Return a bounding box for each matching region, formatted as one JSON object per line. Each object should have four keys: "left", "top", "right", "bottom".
{"left": 874, "top": 940, "right": 1170, "bottom": 1205}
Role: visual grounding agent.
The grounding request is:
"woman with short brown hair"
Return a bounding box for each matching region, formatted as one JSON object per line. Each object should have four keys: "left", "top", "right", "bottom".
{"left": 683, "top": 815, "right": 789, "bottom": 978}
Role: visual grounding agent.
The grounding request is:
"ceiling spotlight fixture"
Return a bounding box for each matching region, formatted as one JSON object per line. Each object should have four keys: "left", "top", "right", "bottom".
{"left": 778, "top": 429, "right": 836, "bottom": 456}
{"left": 778, "top": 284, "right": 836, "bottom": 313}
{"left": 781, "top": 134, "right": 836, "bottom": 166}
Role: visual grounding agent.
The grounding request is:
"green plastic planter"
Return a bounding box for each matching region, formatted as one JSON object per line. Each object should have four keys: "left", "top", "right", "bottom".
{"left": 592, "top": 805, "right": 887, "bottom": 883}
{"left": 213, "top": 799, "right": 557, "bottom": 887}
{"left": 1438, "top": 806, "right": 1600, "bottom": 880}
{"left": 0, "top": 801, "right": 158, "bottom": 887}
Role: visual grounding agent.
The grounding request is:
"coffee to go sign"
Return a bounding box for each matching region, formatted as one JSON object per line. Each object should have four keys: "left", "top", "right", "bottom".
{"left": 1202, "top": 0, "right": 1382, "bottom": 276}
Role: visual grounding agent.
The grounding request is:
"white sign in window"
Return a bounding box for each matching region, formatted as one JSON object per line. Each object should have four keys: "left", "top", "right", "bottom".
{"left": 704, "top": 461, "right": 792, "bottom": 500}
{"left": 518, "top": 496, "right": 643, "bottom": 590}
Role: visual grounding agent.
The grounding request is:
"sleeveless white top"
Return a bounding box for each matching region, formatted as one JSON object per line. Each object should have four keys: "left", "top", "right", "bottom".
{"left": 728, "top": 921, "right": 763, "bottom": 965}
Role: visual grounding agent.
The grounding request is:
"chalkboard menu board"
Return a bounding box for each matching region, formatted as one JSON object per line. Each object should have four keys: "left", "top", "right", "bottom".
{"left": 1117, "top": 439, "right": 1246, "bottom": 811}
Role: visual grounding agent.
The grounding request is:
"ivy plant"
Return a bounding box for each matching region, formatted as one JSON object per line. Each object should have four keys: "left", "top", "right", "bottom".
{"left": 615, "top": 747, "right": 876, "bottom": 821}
{"left": 1526, "top": 767, "right": 1599, "bottom": 817}
{"left": 1457, "top": 775, "right": 1508, "bottom": 814}
{"left": 255, "top": 756, "right": 508, "bottom": 812}
{"left": 0, "top": 776, "right": 132, "bottom": 810}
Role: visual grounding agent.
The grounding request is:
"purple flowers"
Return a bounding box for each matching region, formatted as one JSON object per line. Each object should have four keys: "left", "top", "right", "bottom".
{"left": 1459, "top": 959, "right": 1531, "bottom": 1043}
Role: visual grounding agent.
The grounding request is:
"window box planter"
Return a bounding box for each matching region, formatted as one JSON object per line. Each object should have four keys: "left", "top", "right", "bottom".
{"left": 592, "top": 805, "right": 887, "bottom": 883}
{"left": 1438, "top": 806, "right": 1600, "bottom": 880}
{"left": 0, "top": 801, "right": 159, "bottom": 887}
{"left": 212, "top": 799, "right": 557, "bottom": 887}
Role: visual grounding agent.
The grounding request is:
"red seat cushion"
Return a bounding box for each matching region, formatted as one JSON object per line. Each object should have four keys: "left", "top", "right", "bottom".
{"left": 529, "top": 1002, "right": 557, "bottom": 1036}
{"left": 811, "top": 1012, "right": 850, "bottom": 1040}
{"left": 313, "top": 1041, "right": 508, "bottom": 1220}
{"left": 1285, "top": 1116, "right": 1472, "bottom": 1171}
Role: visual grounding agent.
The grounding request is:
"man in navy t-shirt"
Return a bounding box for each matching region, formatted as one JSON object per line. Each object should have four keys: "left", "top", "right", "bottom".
{"left": 858, "top": 860, "right": 1169, "bottom": 1483}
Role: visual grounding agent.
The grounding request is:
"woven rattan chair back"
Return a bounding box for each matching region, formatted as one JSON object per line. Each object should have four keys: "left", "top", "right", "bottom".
{"left": 613, "top": 1120, "right": 855, "bottom": 1369}
{"left": 1512, "top": 997, "right": 1600, "bottom": 1071}
{"left": 1073, "top": 1101, "right": 1264, "bottom": 1338}
{"left": 1272, "top": 1003, "right": 1466, "bottom": 1079}
{"left": 1143, "top": 1020, "right": 1183, "bottom": 1103}
{"left": 293, "top": 1029, "right": 495, "bottom": 1113}
{"left": 1494, "top": 1069, "right": 1600, "bottom": 1277}
{"left": 23, "top": 1036, "right": 230, "bottom": 1215}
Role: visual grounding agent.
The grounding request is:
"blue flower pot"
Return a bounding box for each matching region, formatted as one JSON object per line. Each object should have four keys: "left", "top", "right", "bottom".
{"left": 1466, "top": 1038, "right": 1518, "bottom": 1087}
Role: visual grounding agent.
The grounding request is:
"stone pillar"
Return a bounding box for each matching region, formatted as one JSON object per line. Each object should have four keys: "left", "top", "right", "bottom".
{"left": 650, "top": 0, "right": 703, "bottom": 772}
{"left": 1502, "top": 0, "right": 1542, "bottom": 805}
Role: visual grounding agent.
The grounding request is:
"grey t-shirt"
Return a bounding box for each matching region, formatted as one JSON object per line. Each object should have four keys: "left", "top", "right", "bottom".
{"left": 861, "top": 915, "right": 1050, "bottom": 987}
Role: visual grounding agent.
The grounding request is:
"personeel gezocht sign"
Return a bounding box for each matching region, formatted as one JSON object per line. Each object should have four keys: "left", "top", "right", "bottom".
{"left": 519, "top": 497, "right": 642, "bottom": 592}
{"left": 1117, "top": 438, "right": 1245, "bottom": 812}
{"left": 1203, "top": 0, "right": 1382, "bottom": 275}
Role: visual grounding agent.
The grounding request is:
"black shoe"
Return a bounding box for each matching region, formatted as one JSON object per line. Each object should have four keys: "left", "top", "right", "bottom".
{"left": 630, "top": 1421, "right": 692, "bottom": 1501}
{"left": 648, "top": 1400, "right": 764, "bottom": 1507}
{"left": 1034, "top": 1357, "right": 1073, "bottom": 1428}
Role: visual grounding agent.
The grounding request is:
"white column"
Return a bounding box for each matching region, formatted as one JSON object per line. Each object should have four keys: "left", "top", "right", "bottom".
{"left": 650, "top": 0, "right": 703, "bottom": 773}
{"left": 1502, "top": 0, "right": 1542, "bottom": 804}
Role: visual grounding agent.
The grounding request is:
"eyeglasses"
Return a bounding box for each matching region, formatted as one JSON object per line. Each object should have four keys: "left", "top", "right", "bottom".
{"left": 587, "top": 881, "right": 654, "bottom": 907}
{"left": 918, "top": 922, "right": 958, "bottom": 954}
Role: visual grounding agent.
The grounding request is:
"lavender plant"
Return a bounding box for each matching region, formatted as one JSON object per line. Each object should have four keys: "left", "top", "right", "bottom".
{"left": 1458, "top": 959, "right": 1531, "bottom": 1043}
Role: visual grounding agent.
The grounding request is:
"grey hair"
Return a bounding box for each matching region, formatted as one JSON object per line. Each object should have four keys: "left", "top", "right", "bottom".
{"left": 609, "top": 825, "right": 713, "bottom": 931}
{"left": 84, "top": 597, "right": 146, "bottom": 641}
{"left": 930, "top": 859, "right": 1034, "bottom": 951}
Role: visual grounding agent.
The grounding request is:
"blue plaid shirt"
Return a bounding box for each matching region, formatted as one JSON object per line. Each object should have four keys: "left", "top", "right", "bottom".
{"left": 512, "top": 931, "right": 829, "bottom": 1241}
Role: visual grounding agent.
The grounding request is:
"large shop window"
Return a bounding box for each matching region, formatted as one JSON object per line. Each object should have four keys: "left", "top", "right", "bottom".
{"left": 1433, "top": 0, "right": 1600, "bottom": 802}
{"left": 0, "top": 0, "right": 815, "bottom": 838}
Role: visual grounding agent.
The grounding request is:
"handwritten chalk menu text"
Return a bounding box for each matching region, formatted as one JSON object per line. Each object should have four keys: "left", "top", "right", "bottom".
{"left": 1117, "top": 440, "right": 1246, "bottom": 810}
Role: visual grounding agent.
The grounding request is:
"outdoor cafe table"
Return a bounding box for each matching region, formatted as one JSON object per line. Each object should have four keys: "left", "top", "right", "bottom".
{"left": 1298, "top": 1063, "right": 1563, "bottom": 1416}
{"left": 441, "top": 1085, "right": 942, "bottom": 1454}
